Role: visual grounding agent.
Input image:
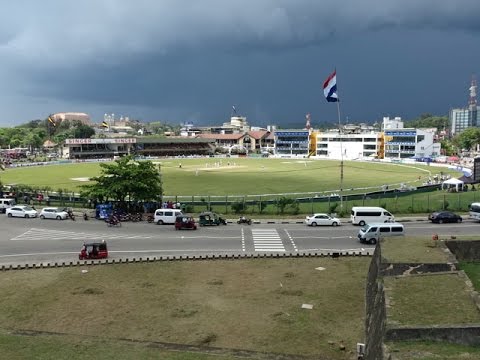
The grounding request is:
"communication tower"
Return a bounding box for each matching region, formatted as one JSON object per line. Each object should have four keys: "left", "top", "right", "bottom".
{"left": 469, "top": 74, "right": 478, "bottom": 128}
{"left": 469, "top": 74, "right": 477, "bottom": 109}
{"left": 305, "top": 113, "right": 311, "bottom": 130}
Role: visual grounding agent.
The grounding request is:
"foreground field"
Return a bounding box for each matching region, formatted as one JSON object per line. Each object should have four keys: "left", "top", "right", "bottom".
{"left": 0, "top": 258, "right": 369, "bottom": 359}
{"left": 0, "top": 158, "right": 453, "bottom": 196}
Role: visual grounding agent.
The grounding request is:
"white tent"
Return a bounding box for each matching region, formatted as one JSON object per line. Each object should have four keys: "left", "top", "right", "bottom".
{"left": 442, "top": 178, "right": 464, "bottom": 192}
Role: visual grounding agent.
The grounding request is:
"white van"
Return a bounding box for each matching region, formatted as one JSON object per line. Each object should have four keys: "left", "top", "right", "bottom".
{"left": 357, "top": 222, "right": 405, "bottom": 245}
{"left": 350, "top": 206, "right": 394, "bottom": 226}
{"left": 0, "top": 198, "right": 16, "bottom": 213}
{"left": 154, "top": 209, "right": 183, "bottom": 225}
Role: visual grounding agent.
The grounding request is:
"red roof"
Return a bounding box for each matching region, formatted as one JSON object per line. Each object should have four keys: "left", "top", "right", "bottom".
{"left": 247, "top": 130, "right": 269, "bottom": 140}
{"left": 265, "top": 132, "right": 275, "bottom": 140}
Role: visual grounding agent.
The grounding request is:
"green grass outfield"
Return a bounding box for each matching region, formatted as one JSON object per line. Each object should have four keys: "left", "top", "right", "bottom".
{"left": 0, "top": 158, "right": 459, "bottom": 196}
{"left": 3, "top": 158, "right": 472, "bottom": 215}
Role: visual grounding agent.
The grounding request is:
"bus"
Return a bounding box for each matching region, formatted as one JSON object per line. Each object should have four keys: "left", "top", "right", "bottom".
{"left": 350, "top": 206, "right": 394, "bottom": 226}
{"left": 469, "top": 202, "right": 480, "bottom": 221}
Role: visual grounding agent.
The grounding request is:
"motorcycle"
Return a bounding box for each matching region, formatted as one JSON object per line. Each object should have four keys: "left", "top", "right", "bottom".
{"left": 106, "top": 215, "right": 121, "bottom": 227}
{"left": 67, "top": 209, "right": 76, "bottom": 221}
{"left": 131, "top": 213, "right": 143, "bottom": 222}
{"left": 237, "top": 216, "right": 252, "bottom": 225}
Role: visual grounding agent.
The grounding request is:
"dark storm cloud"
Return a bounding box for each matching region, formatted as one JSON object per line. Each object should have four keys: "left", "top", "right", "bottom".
{"left": 1, "top": 1, "right": 479, "bottom": 124}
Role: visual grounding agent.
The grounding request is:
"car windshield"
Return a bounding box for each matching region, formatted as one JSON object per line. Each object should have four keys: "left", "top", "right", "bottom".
{"left": 23, "top": 206, "right": 34, "bottom": 211}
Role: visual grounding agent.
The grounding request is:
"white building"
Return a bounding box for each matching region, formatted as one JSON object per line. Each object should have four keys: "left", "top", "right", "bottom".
{"left": 450, "top": 107, "right": 480, "bottom": 135}
{"left": 382, "top": 117, "right": 441, "bottom": 159}
{"left": 222, "top": 116, "right": 250, "bottom": 132}
{"left": 315, "top": 132, "right": 381, "bottom": 160}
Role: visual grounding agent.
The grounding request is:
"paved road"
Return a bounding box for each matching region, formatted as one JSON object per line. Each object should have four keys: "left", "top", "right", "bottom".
{"left": 0, "top": 215, "right": 477, "bottom": 266}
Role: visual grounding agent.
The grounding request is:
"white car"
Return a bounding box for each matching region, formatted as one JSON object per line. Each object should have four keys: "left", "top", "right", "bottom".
{"left": 305, "top": 213, "right": 341, "bottom": 227}
{"left": 6, "top": 205, "right": 38, "bottom": 218}
{"left": 39, "top": 207, "right": 68, "bottom": 220}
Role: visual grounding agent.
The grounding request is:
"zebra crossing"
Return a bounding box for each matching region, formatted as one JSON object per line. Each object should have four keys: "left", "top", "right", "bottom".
{"left": 252, "top": 229, "right": 285, "bottom": 252}
{"left": 10, "top": 228, "right": 290, "bottom": 253}
{"left": 10, "top": 228, "right": 151, "bottom": 241}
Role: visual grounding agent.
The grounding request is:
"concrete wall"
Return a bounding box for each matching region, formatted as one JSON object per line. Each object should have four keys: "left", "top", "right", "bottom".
{"left": 386, "top": 324, "right": 480, "bottom": 346}
{"left": 364, "top": 245, "right": 385, "bottom": 360}
{"left": 445, "top": 240, "right": 480, "bottom": 261}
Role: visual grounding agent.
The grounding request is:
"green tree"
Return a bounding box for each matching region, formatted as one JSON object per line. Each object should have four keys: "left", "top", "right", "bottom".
{"left": 80, "top": 155, "right": 163, "bottom": 209}
{"left": 275, "top": 196, "right": 294, "bottom": 215}
{"left": 453, "top": 127, "right": 480, "bottom": 151}
{"left": 439, "top": 139, "right": 457, "bottom": 156}
{"left": 404, "top": 114, "right": 449, "bottom": 132}
{"left": 73, "top": 124, "right": 95, "bottom": 139}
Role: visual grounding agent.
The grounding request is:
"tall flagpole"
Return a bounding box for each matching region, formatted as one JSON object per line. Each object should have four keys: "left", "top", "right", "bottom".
{"left": 336, "top": 91, "right": 344, "bottom": 211}
{"left": 323, "top": 68, "right": 343, "bottom": 211}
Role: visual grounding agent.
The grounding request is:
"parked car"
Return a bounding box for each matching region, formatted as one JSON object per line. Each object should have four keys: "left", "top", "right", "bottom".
{"left": 0, "top": 198, "right": 16, "bottom": 213}
{"left": 198, "top": 211, "right": 227, "bottom": 226}
{"left": 305, "top": 213, "right": 341, "bottom": 226}
{"left": 428, "top": 211, "right": 462, "bottom": 224}
{"left": 39, "top": 207, "right": 69, "bottom": 220}
{"left": 175, "top": 215, "right": 197, "bottom": 230}
{"left": 6, "top": 205, "right": 38, "bottom": 218}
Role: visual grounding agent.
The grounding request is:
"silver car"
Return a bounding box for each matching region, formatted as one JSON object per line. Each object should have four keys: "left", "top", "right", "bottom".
{"left": 305, "top": 213, "right": 341, "bottom": 227}
{"left": 6, "top": 205, "right": 38, "bottom": 218}
{"left": 39, "top": 207, "right": 68, "bottom": 220}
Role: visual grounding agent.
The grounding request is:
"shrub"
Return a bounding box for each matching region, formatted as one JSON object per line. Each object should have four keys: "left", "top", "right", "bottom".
{"left": 329, "top": 202, "right": 339, "bottom": 214}
{"left": 231, "top": 201, "right": 247, "bottom": 214}
{"left": 275, "top": 196, "right": 294, "bottom": 215}
{"left": 291, "top": 201, "right": 300, "bottom": 215}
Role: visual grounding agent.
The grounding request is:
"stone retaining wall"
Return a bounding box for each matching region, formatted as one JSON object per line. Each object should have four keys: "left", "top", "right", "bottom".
{"left": 385, "top": 324, "right": 480, "bottom": 346}
{"left": 364, "top": 245, "right": 385, "bottom": 360}
{"left": 0, "top": 251, "right": 371, "bottom": 271}
{"left": 445, "top": 240, "right": 480, "bottom": 261}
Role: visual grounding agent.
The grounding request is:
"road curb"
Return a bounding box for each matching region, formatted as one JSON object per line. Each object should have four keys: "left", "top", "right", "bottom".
{"left": 0, "top": 251, "right": 373, "bottom": 271}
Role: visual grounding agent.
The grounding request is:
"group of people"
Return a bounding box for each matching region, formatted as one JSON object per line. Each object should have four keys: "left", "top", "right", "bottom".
{"left": 22, "top": 193, "right": 50, "bottom": 206}
{"left": 161, "top": 201, "right": 181, "bottom": 209}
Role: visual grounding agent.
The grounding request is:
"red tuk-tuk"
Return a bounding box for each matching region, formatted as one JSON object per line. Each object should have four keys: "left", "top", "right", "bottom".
{"left": 175, "top": 215, "right": 197, "bottom": 230}
{"left": 79, "top": 241, "right": 108, "bottom": 260}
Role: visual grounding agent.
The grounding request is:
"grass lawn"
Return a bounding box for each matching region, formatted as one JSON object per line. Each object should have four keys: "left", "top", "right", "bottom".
{"left": 381, "top": 236, "right": 480, "bottom": 264}
{"left": 384, "top": 273, "right": 480, "bottom": 326}
{"left": 3, "top": 158, "right": 475, "bottom": 216}
{"left": 0, "top": 158, "right": 458, "bottom": 196}
{"left": 0, "top": 329, "right": 238, "bottom": 360}
{"left": 0, "top": 258, "right": 369, "bottom": 359}
{"left": 458, "top": 261, "right": 480, "bottom": 290}
{"left": 385, "top": 340, "right": 480, "bottom": 360}
{"left": 381, "top": 236, "right": 453, "bottom": 263}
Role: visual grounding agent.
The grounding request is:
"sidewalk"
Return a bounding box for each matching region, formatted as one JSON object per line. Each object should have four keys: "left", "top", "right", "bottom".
{"left": 227, "top": 216, "right": 430, "bottom": 224}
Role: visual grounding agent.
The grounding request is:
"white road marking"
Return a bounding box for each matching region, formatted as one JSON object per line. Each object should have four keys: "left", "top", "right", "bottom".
{"left": 170, "top": 236, "right": 240, "bottom": 239}
{"left": 241, "top": 228, "right": 245, "bottom": 252}
{"left": 285, "top": 230, "right": 298, "bottom": 251}
{"left": 252, "top": 229, "right": 285, "bottom": 252}
{"left": 285, "top": 236, "right": 349, "bottom": 239}
{"left": 10, "top": 228, "right": 152, "bottom": 241}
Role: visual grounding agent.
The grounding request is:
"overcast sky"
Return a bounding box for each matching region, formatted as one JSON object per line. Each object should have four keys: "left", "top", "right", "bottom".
{"left": 1, "top": 0, "right": 479, "bottom": 127}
